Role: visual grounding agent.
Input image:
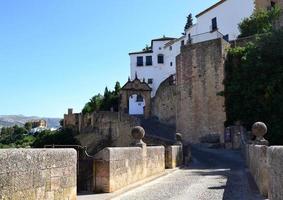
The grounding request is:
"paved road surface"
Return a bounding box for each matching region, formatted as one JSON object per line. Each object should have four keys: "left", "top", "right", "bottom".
{"left": 114, "top": 145, "right": 265, "bottom": 200}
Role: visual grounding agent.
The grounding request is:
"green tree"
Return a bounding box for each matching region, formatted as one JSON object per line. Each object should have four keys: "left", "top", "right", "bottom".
{"left": 114, "top": 81, "right": 121, "bottom": 95}
{"left": 225, "top": 30, "right": 283, "bottom": 145}
{"left": 24, "top": 122, "right": 32, "bottom": 131}
{"left": 238, "top": 6, "right": 281, "bottom": 38}
{"left": 82, "top": 81, "right": 121, "bottom": 114}
{"left": 184, "top": 13, "right": 193, "bottom": 32}
{"left": 32, "top": 128, "right": 80, "bottom": 148}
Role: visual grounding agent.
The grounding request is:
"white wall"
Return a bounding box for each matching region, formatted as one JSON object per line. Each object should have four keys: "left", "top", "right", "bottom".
{"left": 129, "top": 94, "right": 145, "bottom": 115}
{"left": 130, "top": 39, "right": 182, "bottom": 97}
{"left": 187, "top": 0, "right": 255, "bottom": 41}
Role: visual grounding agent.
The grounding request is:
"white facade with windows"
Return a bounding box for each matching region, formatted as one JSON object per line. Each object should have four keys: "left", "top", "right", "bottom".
{"left": 129, "top": 37, "right": 185, "bottom": 115}
{"left": 185, "top": 0, "right": 256, "bottom": 43}
{"left": 128, "top": 0, "right": 271, "bottom": 116}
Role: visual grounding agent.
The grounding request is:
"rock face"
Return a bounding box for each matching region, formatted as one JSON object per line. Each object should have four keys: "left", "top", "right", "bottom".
{"left": 0, "top": 149, "right": 77, "bottom": 200}
{"left": 176, "top": 38, "right": 229, "bottom": 144}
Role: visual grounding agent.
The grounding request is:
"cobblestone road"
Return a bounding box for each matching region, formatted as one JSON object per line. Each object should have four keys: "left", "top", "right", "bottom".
{"left": 114, "top": 145, "right": 265, "bottom": 200}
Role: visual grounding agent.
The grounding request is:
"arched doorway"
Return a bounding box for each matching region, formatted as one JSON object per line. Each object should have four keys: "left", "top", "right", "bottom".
{"left": 120, "top": 77, "right": 152, "bottom": 118}
{"left": 129, "top": 94, "right": 145, "bottom": 115}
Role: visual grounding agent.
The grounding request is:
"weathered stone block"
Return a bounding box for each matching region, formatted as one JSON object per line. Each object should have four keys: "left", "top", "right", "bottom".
{"left": 267, "top": 146, "right": 283, "bottom": 200}
{"left": 165, "top": 145, "right": 183, "bottom": 169}
{"left": 0, "top": 149, "right": 77, "bottom": 200}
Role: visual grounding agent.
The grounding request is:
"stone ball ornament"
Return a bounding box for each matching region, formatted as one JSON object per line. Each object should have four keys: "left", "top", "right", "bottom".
{"left": 252, "top": 122, "right": 267, "bottom": 138}
{"left": 252, "top": 122, "right": 269, "bottom": 145}
{"left": 131, "top": 126, "right": 145, "bottom": 140}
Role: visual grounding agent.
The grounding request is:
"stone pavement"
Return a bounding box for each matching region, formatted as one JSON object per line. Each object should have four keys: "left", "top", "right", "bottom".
{"left": 78, "top": 145, "right": 266, "bottom": 200}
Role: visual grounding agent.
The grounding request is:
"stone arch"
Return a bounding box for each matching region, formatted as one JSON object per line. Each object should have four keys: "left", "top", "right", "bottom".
{"left": 120, "top": 77, "right": 152, "bottom": 118}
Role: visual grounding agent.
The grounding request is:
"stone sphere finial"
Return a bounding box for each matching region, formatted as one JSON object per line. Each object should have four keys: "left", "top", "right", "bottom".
{"left": 252, "top": 122, "right": 267, "bottom": 138}
{"left": 131, "top": 126, "right": 145, "bottom": 140}
{"left": 252, "top": 122, "right": 269, "bottom": 145}
{"left": 131, "top": 126, "right": 146, "bottom": 147}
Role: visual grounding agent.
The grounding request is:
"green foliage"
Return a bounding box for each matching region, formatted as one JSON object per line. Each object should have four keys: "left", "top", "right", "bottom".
{"left": 0, "top": 125, "right": 79, "bottom": 148}
{"left": 184, "top": 13, "right": 193, "bottom": 32}
{"left": 238, "top": 6, "right": 281, "bottom": 38}
{"left": 82, "top": 81, "right": 121, "bottom": 114}
{"left": 32, "top": 128, "right": 80, "bottom": 148}
{"left": 224, "top": 30, "right": 283, "bottom": 145}
{"left": 0, "top": 125, "right": 36, "bottom": 148}
{"left": 24, "top": 122, "right": 32, "bottom": 131}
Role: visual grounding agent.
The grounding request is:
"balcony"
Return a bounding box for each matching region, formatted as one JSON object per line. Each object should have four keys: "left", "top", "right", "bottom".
{"left": 188, "top": 30, "right": 226, "bottom": 45}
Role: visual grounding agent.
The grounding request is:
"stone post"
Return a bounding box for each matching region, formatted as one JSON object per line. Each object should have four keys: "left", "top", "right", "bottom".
{"left": 131, "top": 126, "right": 147, "bottom": 178}
{"left": 252, "top": 122, "right": 269, "bottom": 146}
{"left": 175, "top": 133, "right": 183, "bottom": 146}
{"left": 131, "top": 126, "right": 147, "bottom": 156}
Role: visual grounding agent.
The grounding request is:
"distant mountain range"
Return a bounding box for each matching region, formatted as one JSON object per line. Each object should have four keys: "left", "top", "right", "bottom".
{"left": 0, "top": 115, "right": 61, "bottom": 128}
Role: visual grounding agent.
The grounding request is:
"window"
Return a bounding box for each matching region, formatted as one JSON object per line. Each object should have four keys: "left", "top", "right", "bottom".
{"left": 137, "top": 56, "right": 143, "bottom": 66}
{"left": 159, "top": 47, "right": 162, "bottom": 50}
{"left": 169, "top": 46, "right": 172, "bottom": 51}
{"left": 223, "top": 34, "right": 229, "bottom": 42}
{"left": 157, "top": 54, "right": 164, "bottom": 64}
{"left": 211, "top": 17, "right": 218, "bottom": 31}
{"left": 170, "top": 62, "right": 173, "bottom": 66}
{"left": 146, "top": 56, "right": 152, "bottom": 66}
{"left": 148, "top": 78, "right": 153, "bottom": 84}
{"left": 136, "top": 95, "right": 143, "bottom": 102}
{"left": 181, "top": 40, "right": 185, "bottom": 46}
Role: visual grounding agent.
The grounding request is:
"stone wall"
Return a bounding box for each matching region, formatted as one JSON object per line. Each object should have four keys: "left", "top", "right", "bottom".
{"left": 95, "top": 146, "right": 165, "bottom": 193}
{"left": 245, "top": 145, "right": 269, "bottom": 197}
{"left": 165, "top": 145, "right": 183, "bottom": 169}
{"left": 176, "top": 38, "right": 229, "bottom": 144}
{"left": 75, "top": 112, "right": 140, "bottom": 154}
{"left": 0, "top": 149, "right": 77, "bottom": 200}
{"left": 245, "top": 145, "right": 283, "bottom": 199}
{"left": 151, "top": 76, "right": 177, "bottom": 126}
{"left": 267, "top": 146, "right": 283, "bottom": 200}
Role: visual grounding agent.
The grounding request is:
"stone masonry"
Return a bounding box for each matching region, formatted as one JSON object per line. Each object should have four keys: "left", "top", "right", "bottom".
{"left": 0, "top": 149, "right": 77, "bottom": 200}
{"left": 151, "top": 75, "right": 177, "bottom": 127}
{"left": 94, "top": 146, "right": 165, "bottom": 193}
{"left": 176, "top": 38, "right": 229, "bottom": 144}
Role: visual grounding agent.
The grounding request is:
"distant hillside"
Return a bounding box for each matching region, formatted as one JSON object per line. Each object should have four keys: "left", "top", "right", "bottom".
{"left": 0, "top": 115, "right": 61, "bottom": 128}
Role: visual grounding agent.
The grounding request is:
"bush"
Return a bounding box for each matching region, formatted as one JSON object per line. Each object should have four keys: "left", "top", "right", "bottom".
{"left": 224, "top": 30, "right": 283, "bottom": 145}
{"left": 238, "top": 6, "right": 281, "bottom": 38}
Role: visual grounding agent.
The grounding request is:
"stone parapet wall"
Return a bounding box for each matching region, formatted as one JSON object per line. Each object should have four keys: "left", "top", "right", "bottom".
{"left": 76, "top": 112, "right": 140, "bottom": 154}
{"left": 246, "top": 145, "right": 269, "bottom": 197}
{"left": 165, "top": 145, "right": 183, "bottom": 169}
{"left": 267, "top": 146, "right": 283, "bottom": 200}
{"left": 146, "top": 147, "right": 165, "bottom": 176}
{"left": 245, "top": 145, "right": 283, "bottom": 199}
{"left": 95, "top": 146, "right": 165, "bottom": 193}
{"left": 0, "top": 149, "right": 77, "bottom": 200}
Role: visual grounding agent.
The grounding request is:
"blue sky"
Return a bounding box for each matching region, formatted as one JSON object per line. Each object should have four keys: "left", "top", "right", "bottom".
{"left": 0, "top": 0, "right": 219, "bottom": 118}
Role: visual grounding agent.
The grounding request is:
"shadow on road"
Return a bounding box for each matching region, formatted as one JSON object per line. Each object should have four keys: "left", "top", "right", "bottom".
{"left": 185, "top": 145, "right": 265, "bottom": 200}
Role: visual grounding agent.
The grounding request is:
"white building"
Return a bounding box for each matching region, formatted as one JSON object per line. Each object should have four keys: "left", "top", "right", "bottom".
{"left": 128, "top": 0, "right": 275, "bottom": 116}
{"left": 128, "top": 36, "right": 185, "bottom": 115}
{"left": 185, "top": 0, "right": 256, "bottom": 43}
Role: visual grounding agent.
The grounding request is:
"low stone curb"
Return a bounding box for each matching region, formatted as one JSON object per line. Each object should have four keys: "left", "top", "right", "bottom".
{"left": 77, "top": 168, "right": 180, "bottom": 200}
